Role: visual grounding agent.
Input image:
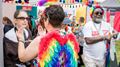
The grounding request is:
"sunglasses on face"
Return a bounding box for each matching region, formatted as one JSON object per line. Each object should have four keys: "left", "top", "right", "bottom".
{"left": 16, "top": 17, "right": 30, "bottom": 21}
{"left": 94, "top": 12, "right": 103, "bottom": 15}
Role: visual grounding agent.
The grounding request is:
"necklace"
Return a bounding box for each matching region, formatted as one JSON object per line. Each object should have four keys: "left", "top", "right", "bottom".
{"left": 93, "top": 22, "right": 102, "bottom": 35}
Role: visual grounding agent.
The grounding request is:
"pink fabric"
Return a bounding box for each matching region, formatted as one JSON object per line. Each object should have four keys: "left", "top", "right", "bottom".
{"left": 114, "top": 12, "right": 120, "bottom": 32}
{"left": 106, "top": 11, "right": 110, "bottom": 23}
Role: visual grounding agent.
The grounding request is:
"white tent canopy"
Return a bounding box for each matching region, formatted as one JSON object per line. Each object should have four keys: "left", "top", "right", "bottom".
{"left": 100, "top": 0, "right": 120, "bottom": 7}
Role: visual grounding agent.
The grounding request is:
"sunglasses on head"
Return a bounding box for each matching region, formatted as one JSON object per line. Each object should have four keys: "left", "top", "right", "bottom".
{"left": 94, "top": 12, "right": 103, "bottom": 15}
{"left": 16, "top": 17, "right": 30, "bottom": 21}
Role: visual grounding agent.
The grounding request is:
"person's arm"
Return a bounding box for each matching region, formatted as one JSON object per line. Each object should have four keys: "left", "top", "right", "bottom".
{"left": 18, "top": 36, "right": 41, "bottom": 62}
{"left": 85, "top": 36, "right": 105, "bottom": 44}
{"left": 83, "top": 22, "right": 111, "bottom": 45}
{"left": 16, "top": 26, "right": 45, "bottom": 62}
{"left": 85, "top": 32, "right": 117, "bottom": 44}
{"left": 82, "top": 22, "right": 106, "bottom": 44}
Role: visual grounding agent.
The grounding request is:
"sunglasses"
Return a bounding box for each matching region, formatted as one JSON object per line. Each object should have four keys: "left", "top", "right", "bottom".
{"left": 16, "top": 17, "right": 30, "bottom": 21}
{"left": 94, "top": 12, "right": 103, "bottom": 15}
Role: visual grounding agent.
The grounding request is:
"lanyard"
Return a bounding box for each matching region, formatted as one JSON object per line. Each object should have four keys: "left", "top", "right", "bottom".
{"left": 93, "top": 22, "right": 102, "bottom": 35}
{"left": 93, "top": 22, "right": 107, "bottom": 44}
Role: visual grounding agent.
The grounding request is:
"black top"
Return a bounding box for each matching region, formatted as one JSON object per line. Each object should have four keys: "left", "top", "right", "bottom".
{"left": 3, "top": 25, "right": 14, "bottom": 34}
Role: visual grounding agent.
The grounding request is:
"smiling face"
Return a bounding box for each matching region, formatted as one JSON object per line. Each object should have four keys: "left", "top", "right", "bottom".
{"left": 14, "top": 11, "right": 29, "bottom": 29}
{"left": 92, "top": 8, "right": 104, "bottom": 23}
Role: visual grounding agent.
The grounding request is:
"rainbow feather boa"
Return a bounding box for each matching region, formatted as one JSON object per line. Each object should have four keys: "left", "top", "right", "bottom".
{"left": 38, "top": 31, "right": 79, "bottom": 67}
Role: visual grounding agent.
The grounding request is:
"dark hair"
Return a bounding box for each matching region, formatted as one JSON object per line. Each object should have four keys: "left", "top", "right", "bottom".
{"left": 43, "top": 5, "right": 65, "bottom": 28}
{"left": 14, "top": 10, "right": 28, "bottom": 19}
{"left": 79, "top": 17, "right": 85, "bottom": 23}
{"left": 2, "top": 16, "right": 13, "bottom": 25}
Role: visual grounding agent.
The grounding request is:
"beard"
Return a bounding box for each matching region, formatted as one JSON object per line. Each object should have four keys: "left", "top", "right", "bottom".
{"left": 93, "top": 18, "right": 103, "bottom": 24}
{"left": 96, "top": 18, "right": 102, "bottom": 23}
{"left": 92, "top": 15, "right": 103, "bottom": 23}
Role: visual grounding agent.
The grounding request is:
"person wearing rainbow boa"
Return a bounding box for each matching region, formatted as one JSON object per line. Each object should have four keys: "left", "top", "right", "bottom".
{"left": 82, "top": 5, "right": 118, "bottom": 67}
{"left": 16, "top": 5, "right": 79, "bottom": 67}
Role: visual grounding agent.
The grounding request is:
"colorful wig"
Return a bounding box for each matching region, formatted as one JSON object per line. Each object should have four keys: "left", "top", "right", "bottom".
{"left": 38, "top": 31, "right": 79, "bottom": 67}
{"left": 90, "top": 5, "right": 104, "bottom": 18}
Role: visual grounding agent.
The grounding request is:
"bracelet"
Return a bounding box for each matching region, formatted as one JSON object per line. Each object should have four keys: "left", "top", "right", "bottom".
{"left": 19, "top": 39, "right": 25, "bottom": 43}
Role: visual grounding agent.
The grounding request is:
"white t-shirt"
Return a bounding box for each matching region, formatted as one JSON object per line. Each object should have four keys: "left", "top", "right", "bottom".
{"left": 83, "top": 21, "right": 113, "bottom": 61}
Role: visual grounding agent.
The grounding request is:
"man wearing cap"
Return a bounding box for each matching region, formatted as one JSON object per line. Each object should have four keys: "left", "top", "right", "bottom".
{"left": 82, "top": 6, "right": 118, "bottom": 67}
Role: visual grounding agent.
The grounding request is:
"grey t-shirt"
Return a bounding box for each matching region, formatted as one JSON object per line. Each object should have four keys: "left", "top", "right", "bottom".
{"left": 75, "top": 26, "right": 84, "bottom": 46}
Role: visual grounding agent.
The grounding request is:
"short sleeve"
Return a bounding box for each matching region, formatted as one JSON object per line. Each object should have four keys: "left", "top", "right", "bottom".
{"left": 83, "top": 22, "right": 92, "bottom": 38}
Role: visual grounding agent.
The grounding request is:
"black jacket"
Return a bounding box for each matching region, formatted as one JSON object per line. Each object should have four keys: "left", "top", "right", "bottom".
{"left": 3, "top": 25, "right": 14, "bottom": 34}
{"left": 3, "top": 28, "right": 32, "bottom": 67}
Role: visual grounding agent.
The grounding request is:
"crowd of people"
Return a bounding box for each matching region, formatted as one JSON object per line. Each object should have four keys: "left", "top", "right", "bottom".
{"left": 2, "top": 4, "right": 120, "bottom": 67}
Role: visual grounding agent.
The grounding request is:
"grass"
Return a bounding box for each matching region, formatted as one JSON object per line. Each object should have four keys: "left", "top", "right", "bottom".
{"left": 115, "top": 40, "right": 120, "bottom": 64}
{"left": 79, "top": 40, "right": 120, "bottom": 66}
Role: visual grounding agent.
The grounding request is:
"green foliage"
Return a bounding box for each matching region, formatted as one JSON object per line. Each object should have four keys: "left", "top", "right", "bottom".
{"left": 115, "top": 40, "right": 120, "bottom": 63}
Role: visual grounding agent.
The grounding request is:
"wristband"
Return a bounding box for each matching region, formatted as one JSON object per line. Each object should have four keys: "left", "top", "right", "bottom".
{"left": 19, "top": 39, "right": 25, "bottom": 43}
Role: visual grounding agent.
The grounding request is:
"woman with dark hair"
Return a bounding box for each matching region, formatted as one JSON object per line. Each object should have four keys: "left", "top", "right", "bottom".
{"left": 2, "top": 16, "right": 14, "bottom": 34}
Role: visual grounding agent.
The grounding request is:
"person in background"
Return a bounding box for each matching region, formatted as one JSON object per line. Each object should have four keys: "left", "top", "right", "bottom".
{"left": 77, "top": 17, "right": 85, "bottom": 47}
{"left": 16, "top": 5, "right": 79, "bottom": 67}
{"left": 75, "top": 17, "right": 85, "bottom": 66}
{"left": 36, "top": 9, "right": 46, "bottom": 36}
{"left": 3, "top": 10, "right": 33, "bottom": 67}
{"left": 82, "top": 5, "right": 118, "bottom": 67}
{"left": 2, "top": 16, "right": 14, "bottom": 34}
{"left": 110, "top": 32, "right": 119, "bottom": 67}
{"left": 29, "top": 15, "right": 38, "bottom": 39}
{"left": 61, "top": 12, "right": 72, "bottom": 34}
